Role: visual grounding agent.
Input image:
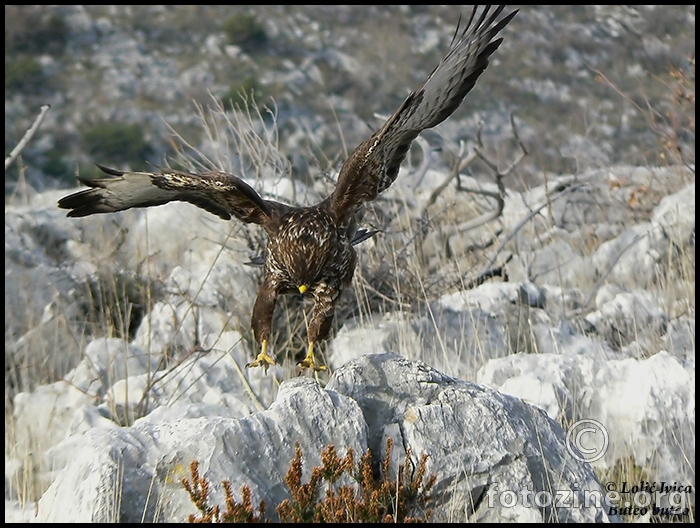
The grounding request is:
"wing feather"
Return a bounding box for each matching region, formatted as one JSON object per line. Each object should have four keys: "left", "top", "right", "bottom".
{"left": 58, "top": 164, "right": 290, "bottom": 231}
{"left": 329, "top": 5, "right": 517, "bottom": 222}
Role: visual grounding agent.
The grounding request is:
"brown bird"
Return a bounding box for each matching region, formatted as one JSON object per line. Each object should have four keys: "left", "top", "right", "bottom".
{"left": 58, "top": 6, "right": 517, "bottom": 373}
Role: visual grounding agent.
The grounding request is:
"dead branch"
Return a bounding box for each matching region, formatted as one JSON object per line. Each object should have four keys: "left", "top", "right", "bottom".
{"left": 453, "top": 113, "right": 528, "bottom": 234}
{"left": 464, "top": 254, "right": 513, "bottom": 290}
{"left": 5, "top": 104, "right": 51, "bottom": 171}
{"left": 477, "top": 181, "right": 584, "bottom": 278}
{"left": 410, "top": 136, "right": 441, "bottom": 191}
{"left": 413, "top": 114, "right": 527, "bottom": 272}
{"left": 430, "top": 113, "right": 528, "bottom": 237}
{"left": 420, "top": 139, "right": 478, "bottom": 214}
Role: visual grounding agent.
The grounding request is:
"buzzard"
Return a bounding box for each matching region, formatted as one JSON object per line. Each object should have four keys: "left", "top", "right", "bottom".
{"left": 58, "top": 6, "right": 517, "bottom": 373}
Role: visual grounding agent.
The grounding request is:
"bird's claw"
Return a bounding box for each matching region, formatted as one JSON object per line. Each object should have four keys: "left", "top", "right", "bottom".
{"left": 297, "top": 357, "right": 327, "bottom": 372}
{"left": 297, "top": 342, "right": 327, "bottom": 372}
{"left": 246, "top": 351, "right": 276, "bottom": 374}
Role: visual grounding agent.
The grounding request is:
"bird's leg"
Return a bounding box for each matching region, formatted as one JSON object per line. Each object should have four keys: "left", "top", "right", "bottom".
{"left": 246, "top": 339, "right": 276, "bottom": 373}
{"left": 248, "top": 278, "right": 278, "bottom": 374}
{"left": 297, "top": 341, "right": 326, "bottom": 372}
{"left": 298, "top": 306, "right": 334, "bottom": 372}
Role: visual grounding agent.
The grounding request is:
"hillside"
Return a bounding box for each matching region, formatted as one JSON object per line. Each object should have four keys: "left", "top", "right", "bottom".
{"left": 5, "top": 5, "right": 695, "bottom": 191}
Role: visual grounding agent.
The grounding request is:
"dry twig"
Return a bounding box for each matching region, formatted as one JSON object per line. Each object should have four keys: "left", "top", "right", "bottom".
{"left": 5, "top": 104, "right": 51, "bottom": 171}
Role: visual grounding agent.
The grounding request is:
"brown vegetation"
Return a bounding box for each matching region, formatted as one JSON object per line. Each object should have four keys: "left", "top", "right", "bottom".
{"left": 182, "top": 438, "right": 436, "bottom": 523}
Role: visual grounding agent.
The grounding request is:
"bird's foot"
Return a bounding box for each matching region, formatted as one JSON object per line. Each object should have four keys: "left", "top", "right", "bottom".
{"left": 247, "top": 352, "right": 276, "bottom": 373}
{"left": 297, "top": 342, "right": 327, "bottom": 372}
{"left": 246, "top": 341, "right": 276, "bottom": 374}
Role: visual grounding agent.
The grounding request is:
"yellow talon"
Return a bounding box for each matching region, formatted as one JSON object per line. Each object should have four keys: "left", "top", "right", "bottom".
{"left": 246, "top": 340, "right": 276, "bottom": 374}
{"left": 297, "top": 342, "right": 327, "bottom": 372}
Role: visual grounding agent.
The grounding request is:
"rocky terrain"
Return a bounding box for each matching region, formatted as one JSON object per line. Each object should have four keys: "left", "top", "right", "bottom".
{"left": 5, "top": 5, "right": 695, "bottom": 523}
{"left": 6, "top": 161, "right": 694, "bottom": 521}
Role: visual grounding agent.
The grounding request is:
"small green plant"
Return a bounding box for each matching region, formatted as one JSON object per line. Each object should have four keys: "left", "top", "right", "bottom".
{"left": 222, "top": 13, "right": 267, "bottom": 52}
{"left": 81, "top": 122, "right": 153, "bottom": 167}
{"left": 5, "top": 7, "right": 68, "bottom": 55}
{"left": 182, "top": 438, "right": 436, "bottom": 523}
{"left": 222, "top": 77, "right": 268, "bottom": 112}
{"left": 41, "top": 146, "right": 75, "bottom": 185}
{"left": 5, "top": 57, "right": 46, "bottom": 93}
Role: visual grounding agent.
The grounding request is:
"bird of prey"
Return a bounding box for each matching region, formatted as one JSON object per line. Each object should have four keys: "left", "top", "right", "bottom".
{"left": 58, "top": 6, "right": 518, "bottom": 373}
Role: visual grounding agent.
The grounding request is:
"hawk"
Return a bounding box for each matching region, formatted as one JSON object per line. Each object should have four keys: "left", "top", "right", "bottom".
{"left": 58, "top": 6, "right": 517, "bottom": 373}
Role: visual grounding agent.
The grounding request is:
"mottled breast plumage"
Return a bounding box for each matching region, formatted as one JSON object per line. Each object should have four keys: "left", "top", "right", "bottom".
{"left": 265, "top": 208, "right": 354, "bottom": 292}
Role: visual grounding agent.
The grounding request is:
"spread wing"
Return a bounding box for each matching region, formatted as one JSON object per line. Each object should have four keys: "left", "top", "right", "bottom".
{"left": 58, "top": 164, "right": 291, "bottom": 231}
{"left": 329, "top": 5, "right": 517, "bottom": 223}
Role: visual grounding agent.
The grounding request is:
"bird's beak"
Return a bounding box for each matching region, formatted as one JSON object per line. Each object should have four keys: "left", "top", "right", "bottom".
{"left": 298, "top": 285, "right": 308, "bottom": 294}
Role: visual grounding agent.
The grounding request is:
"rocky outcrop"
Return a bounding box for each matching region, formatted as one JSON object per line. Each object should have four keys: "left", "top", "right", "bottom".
{"left": 33, "top": 353, "right": 615, "bottom": 522}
